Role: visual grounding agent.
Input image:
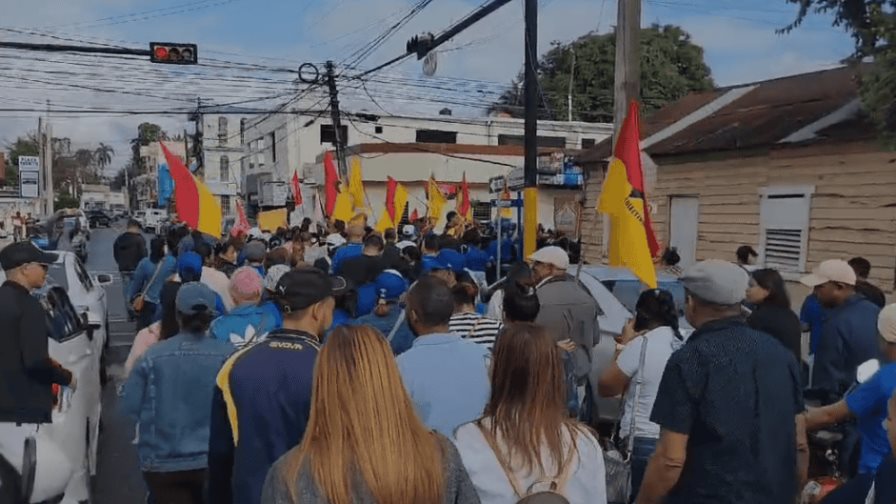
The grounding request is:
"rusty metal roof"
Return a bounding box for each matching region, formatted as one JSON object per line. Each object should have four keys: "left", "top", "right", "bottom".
{"left": 577, "top": 64, "right": 871, "bottom": 163}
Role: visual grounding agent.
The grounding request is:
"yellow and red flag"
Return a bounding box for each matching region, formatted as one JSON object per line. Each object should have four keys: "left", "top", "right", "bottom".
{"left": 456, "top": 172, "right": 473, "bottom": 221}
{"left": 427, "top": 176, "right": 447, "bottom": 228}
{"left": 161, "top": 142, "right": 222, "bottom": 237}
{"left": 376, "top": 176, "right": 409, "bottom": 232}
{"left": 597, "top": 101, "right": 657, "bottom": 288}
{"left": 347, "top": 157, "right": 367, "bottom": 211}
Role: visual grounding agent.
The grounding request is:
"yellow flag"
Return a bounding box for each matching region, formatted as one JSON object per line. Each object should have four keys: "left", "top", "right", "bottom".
{"left": 348, "top": 157, "right": 367, "bottom": 211}
{"left": 499, "top": 187, "right": 513, "bottom": 219}
{"left": 427, "top": 177, "right": 447, "bottom": 229}
{"left": 194, "top": 175, "right": 223, "bottom": 237}
{"left": 394, "top": 182, "right": 409, "bottom": 224}
{"left": 257, "top": 208, "right": 288, "bottom": 232}
{"left": 332, "top": 188, "right": 354, "bottom": 223}
{"left": 375, "top": 212, "right": 393, "bottom": 233}
{"left": 597, "top": 159, "right": 657, "bottom": 288}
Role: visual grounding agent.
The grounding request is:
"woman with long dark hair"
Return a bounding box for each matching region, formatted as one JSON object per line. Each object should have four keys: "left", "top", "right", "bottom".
{"left": 485, "top": 262, "right": 531, "bottom": 320}
{"left": 597, "top": 289, "right": 684, "bottom": 502}
{"left": 120, "top": 283, "right": 233, "bottom": 503}
{"left": 128, "top": 236, "right": 174, "bottom": 330}
{"left": 261, "top": 325, "right": 479, "bottom": 504}
{"left": 746, "top": 268, "right": 802, "bottom": 363}
{"left": 454, "top": 322, "right": 606, "bottom": 503}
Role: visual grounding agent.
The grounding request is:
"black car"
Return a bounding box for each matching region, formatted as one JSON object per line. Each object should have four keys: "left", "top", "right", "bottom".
{"left": 87, "top": 211, "right": 111, "bottom": 228}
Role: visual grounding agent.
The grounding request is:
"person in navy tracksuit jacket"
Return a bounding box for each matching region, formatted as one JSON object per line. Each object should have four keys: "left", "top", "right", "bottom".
{"left": 207, "top": 267, "right": 346, "bottom": 504}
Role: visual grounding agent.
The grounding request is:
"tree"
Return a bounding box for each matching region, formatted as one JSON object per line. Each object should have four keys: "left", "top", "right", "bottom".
{"left": 783, "top": 0, "right": 896, "bottom": 141}
{"left": 5, "top": 133, "right": 40, "bottom": 187}
{"left": 491, "top": 24, "right": 715, "bottom": 122}
{"left": 130, "top": 122, "right": 165, "bottom": 173}
{"left": 95, "top": 143, "right": 114, "bottom": 172}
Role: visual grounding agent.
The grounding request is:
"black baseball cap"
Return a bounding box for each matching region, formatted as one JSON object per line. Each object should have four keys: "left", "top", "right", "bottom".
{"left": 0, "top": 242, "right": 58, "bottom": 271}
{"left": 275, "top": 267, "right": 348, "bottom": 313}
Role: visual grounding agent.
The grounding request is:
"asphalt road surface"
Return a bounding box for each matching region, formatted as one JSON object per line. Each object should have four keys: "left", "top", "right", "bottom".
{"left": 86, "top": 222, "right": 149, "bottom": 503}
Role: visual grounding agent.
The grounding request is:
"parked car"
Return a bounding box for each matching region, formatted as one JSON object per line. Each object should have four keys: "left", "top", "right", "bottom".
{"left": 566, "top": 265, "right": 692, "bottom": 424}
{"left": 87, "top": 211, "right": 111, "bottom": 229}
{"left": 143, "top": 209, "right": 167, "bottom": 234}
{"left": 61, "top": 218, "right": 88, "bottom": 263}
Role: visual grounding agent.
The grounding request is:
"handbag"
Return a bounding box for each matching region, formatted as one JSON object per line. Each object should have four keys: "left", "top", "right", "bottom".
{"left": 132, "top": 260, "right": 165, "bottom": 313}
{"left": 604, "top": 335, "right": 650, "bottom": 504}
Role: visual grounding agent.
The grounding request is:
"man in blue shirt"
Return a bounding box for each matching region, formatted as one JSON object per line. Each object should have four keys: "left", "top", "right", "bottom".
{"left": 207, "top": 267, "right": 345, "bottom": 504}
{"left": 397, "top": 275, "right": 490, "bottom": 437}
{"left": 801, "top": 259, "right": 882, "bottom": 400}
{"left": 805, "top": 304, "right": 896, "bottom": 503}
{"left": 330, "top": 224, "right": 365, "bottom": 275}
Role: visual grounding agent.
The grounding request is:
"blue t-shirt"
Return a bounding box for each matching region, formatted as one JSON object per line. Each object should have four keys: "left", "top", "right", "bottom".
{"left": 846, "top": 362, "right": 896, "bottom": 474}
{"left": 331, "top": 243, "right": 363, "bottom": 275}
{"left": 800, "top": 293, "right": 826, "bottom": 355}
{"left": 464, "top": 247, "right": 491, "bottom": 272}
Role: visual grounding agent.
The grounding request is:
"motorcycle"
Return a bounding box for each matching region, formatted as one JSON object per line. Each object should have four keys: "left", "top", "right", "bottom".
{"left": 801, "top": 359, "right": 881, "bottom": 503}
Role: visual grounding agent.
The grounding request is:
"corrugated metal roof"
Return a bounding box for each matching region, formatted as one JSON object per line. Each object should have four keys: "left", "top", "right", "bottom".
{"left": 576, "top": 64, "right": 872, "bottom": 163}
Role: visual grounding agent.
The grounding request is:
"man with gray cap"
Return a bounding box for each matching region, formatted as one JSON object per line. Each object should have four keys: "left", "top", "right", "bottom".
{"left": 208, "top": 267, "right": 346, "bottom": 504}
{"left": 802, "top": 259, "right": 881, "bottom": 400}
{"left": 637, "top": 260, "right": 808, "bottom": 504}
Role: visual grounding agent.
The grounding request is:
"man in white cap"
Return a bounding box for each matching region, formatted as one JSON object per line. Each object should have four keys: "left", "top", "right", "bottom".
{"left": 801, "top": 259, "right": 881, "bottom": 399}
{"left": 529, "top": 245, "right": 599, "bottom": 413}
{"left": 803, "top": 304, "right": 896, "bottom": 502}
{"left": 638, "top": 259, "right": 807, "bottom": 504}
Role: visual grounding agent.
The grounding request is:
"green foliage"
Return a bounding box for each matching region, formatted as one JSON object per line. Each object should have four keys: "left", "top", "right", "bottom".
{"left": 54, "top": 191, "right": 80, "bottom": 210}
{"left": 783, "top": 0, "right": 896, "bottom": 142}
{"left": 5, "top": 133, "right": 40, "bottom": 187}
{"left": 130, "top": 123, "right": 166, "bottom": 173}
{"left": 492, "top": 24, "right": 715, "bottom": 122}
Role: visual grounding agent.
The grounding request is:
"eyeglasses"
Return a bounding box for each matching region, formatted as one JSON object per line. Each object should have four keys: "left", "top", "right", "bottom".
{"left": 29, "top": 262, "right": 49, "bottom": 271}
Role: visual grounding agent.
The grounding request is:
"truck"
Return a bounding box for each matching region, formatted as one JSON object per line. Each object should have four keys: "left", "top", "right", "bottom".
{"left": 143, "top": 209, "right": 167, "bottom": 234}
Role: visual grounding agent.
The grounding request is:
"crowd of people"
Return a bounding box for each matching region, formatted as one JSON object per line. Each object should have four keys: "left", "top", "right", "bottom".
{"left": 9, "top": 205, "right": 896, "bottom": 504}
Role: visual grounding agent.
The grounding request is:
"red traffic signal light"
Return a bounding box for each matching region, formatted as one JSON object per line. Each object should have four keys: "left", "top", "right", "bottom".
{"left": 149, "top": 42, "right": 198, "bottom": 65}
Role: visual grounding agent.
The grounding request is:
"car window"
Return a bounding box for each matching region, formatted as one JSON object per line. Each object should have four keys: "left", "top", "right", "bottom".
{"left": 47, "top": 263, "right": 68, "bottom": 290}
{"left": 40, "top": 287, "right": 84, "bottom": 342}
{"left": 601, "top": 279, "right": 687, "bottom": 316}
{"left": 74, "top": 257, "right": 94, "bottom": 290}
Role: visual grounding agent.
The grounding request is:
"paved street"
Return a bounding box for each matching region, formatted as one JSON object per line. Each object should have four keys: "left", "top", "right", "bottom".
{"left": 85, "top": 223, "right": 148, "bottom": 503}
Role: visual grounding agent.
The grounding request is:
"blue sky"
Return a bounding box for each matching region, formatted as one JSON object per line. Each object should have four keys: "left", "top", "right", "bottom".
{"left": 0, "top": 0, "right": 856, "bottom": 167}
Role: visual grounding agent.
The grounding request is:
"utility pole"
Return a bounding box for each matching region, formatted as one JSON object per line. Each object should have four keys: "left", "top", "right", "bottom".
{"left": 567, "top": 47, "right": 576, "bottom": 122}
{"left": 613, "top": 0, "right": 641, "bottom": 135}
{"left": 44, "top": 100, "right": 54, "bottom": 215}
{"left": 193, "top": 97, "right": 204, "bottom": 175}
{"left": 522, "top": 0, "right": 538, "bottom": 259}
{"left": 325, "top": 60, "right": 349, "bottom": 179}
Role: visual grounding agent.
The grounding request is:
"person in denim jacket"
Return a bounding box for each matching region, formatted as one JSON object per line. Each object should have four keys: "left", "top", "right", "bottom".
{"left": 119, "top": 282, "right": 234, "bottom": 503}
{"left": 128, "top": 237, "right": 176, "bottom": 331}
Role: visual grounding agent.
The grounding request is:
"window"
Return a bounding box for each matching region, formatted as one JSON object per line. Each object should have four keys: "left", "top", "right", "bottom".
{"left": 375, "top": 126, "right": 383, "bottom": 134}
{"left": 759, "top": 186, "right": 814, "bottom": 275}
{"left": 581, "top": 138, "right": 596, "bottom": 149}
{"left": 220, "top": 155, "right": 230, "bottom": 181}
{"left": 415, "top": 129, "right": 457, "bottom": 144}
{"left": 269, "top": 132, "right": 277, "bottom": 163}
{"left": 497, "top": 134, "right": 567, "bottom": 148}
{"left": 75, "top": 257, "right": 94, "bottom": 291}
{"left": 42, "top": 287, "right": 85, "bottom": 343}
{"left": 218, "top": 116, "right": 228, "bottom": 145}
{"left": 220, "top": 195, "right": 231, "bottom": 214}
{"left": 473, "top": 201, "right": 491, "bottom": 222}
{"left": 320, "top": 124, "right": 348, "bottom": 145}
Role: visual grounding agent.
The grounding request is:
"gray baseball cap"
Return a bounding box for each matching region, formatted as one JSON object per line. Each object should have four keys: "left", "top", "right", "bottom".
{"left": 680, "top": 259, "right": 749, "bottom": 306}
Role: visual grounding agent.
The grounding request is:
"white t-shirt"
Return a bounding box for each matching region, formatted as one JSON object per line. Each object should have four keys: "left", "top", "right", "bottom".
{"left": 617, "top": 326, "right": 684, "bottom": 439}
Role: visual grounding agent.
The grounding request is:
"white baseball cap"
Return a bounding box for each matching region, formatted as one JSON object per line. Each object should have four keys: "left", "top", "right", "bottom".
{"left": 528, "top": 246, "right": 570, "bottom": 270}
{"left": 800, "top": 259, "right": 857, "bottom": 287}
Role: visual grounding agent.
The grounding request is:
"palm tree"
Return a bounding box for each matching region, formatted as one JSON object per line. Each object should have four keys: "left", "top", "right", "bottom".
{"left": 74, "top": 149, "right": 94, "bottom": 170}
{"left": 95, "top": 143, "right": 114, "bottom": 171}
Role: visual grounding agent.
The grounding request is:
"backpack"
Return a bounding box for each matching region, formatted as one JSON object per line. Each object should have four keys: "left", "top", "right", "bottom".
{"left": 476, "top": 422, "right": 573, "bottom": 504}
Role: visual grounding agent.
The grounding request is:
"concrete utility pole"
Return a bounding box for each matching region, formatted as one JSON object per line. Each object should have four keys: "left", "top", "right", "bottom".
{"left": 325, "top": 61, "right": 349, "bottom": 179}
{"left": 522, "top": 0, "right": 539, "bottom": 259}
{"left": 567, "top": 47, "right": 576, "bottom": 122}
{"left": 193, "top": 97, "right": 204, "bottom": 175}
{"left": 613, "top": 0, "right": 641, "bottom": 136}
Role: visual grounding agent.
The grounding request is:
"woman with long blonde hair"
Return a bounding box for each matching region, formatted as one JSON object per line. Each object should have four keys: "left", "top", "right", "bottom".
{"left": 454, "top": 322, "right": 607, "bottom": 503}
{"left": 261, "top": 325, "right": 481, "bottom": 504}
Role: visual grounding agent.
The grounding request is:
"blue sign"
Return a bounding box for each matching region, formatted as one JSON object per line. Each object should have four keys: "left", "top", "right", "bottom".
{"left": 158, "top": 163, "right": 174, "bottom": 207}
{"left": 490, "top": 198, "right": 523, "bottom": 208}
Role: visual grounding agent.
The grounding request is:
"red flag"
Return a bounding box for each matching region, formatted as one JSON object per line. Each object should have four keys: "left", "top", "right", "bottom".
{"left": 161, "top": 143, "right": 199, "bottom": 228}
{"left": 385, "top": 177, "right": 398, "bottom": 221}
{"left": 614, "top": 101, "right": 660, "bottom": 257}
{"left": 323, "top": 151, "right": 340, "bottom": 216}
{"left": 232, "top": 199, "right": 251, "bottom": 237}
{"left": 291, "top": 171, "right": 303, "bottom": 206}
{"left": 410, "top": 208, "right": 419, "bottom": 222}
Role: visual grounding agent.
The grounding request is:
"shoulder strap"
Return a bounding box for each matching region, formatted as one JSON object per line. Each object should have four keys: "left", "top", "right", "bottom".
{"left": 476, "top": 421, "right": 526, "bottom": 498}
{"left": 387, "top": 308, "right": 406, "bottom": 342}
{"left": 141, "top": 258, "right": 166, "bottom": 297}
{"left": 626, "top": 336, "right": 650, "bottom": 454}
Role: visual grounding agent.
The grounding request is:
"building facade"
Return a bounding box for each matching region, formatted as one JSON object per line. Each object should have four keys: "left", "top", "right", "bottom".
{"left": 201, "top": 110, "right": 250, "bottom": 216}
{"left": 135, "top": 142, "right": 187, "bottom": 210}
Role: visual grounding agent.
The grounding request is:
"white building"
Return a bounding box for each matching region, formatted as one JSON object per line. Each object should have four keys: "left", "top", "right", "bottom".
{"left": 201, "top": 108, "right": 252, "bottom": 216}
{"left": 80, "top": 184, "right": 125, "bottom": 211}
{"left": 136, "top": 142, "right": 187, "bottom": 210}
{"left": 241, "top": 104, "right": 613, "bottom": 228}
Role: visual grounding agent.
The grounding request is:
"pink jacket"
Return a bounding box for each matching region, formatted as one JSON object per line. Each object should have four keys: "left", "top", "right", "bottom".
{"left": 124, "top": 322, "right": 161, "bottom": 377}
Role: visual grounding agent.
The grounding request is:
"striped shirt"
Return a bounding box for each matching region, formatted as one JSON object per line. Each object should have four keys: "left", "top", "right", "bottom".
{"left": 449, "top": 312, "right": 503, "bottom": 351}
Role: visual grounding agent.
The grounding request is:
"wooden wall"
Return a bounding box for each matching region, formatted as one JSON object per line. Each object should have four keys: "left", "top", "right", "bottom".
{"left": 582, "top": 142, "right": 896, "bottom": 292}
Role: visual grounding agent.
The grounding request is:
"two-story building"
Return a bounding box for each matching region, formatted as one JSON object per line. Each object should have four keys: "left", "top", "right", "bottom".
{"left": 201, "top": 106, "right": 253, "bottom": 216}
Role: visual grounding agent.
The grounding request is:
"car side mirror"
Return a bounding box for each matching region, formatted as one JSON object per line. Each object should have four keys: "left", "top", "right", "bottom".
{"left": 94, "top": 274, "right": 113, "bottom": 286}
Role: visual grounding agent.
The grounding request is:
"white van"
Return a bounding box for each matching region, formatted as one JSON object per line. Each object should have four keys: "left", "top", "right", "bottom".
{"left": 143, "top": 209, "right": 167, "bottom": 234}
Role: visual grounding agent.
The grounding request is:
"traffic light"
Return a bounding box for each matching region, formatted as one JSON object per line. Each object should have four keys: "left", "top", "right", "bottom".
{"left": 149, "top": 42, "right": 198, "bottom": 65}
{"left": 406, "top": 32, "right": 435, "bottom": 59}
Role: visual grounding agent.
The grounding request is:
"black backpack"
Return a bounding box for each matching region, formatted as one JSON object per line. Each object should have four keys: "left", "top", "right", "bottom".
{"left": 476, "top": 422, "right": 573, "bottom": 504}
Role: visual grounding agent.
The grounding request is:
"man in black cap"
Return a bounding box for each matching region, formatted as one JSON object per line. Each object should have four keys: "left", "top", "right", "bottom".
{"left": 208, "top": 267, "right": 345, "bottom": 504}
{"left": 0, "top": 242, "right": 76, "bottom": 500}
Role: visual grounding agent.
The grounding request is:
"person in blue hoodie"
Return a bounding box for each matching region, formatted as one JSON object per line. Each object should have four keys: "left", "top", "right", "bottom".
{"left": 352, "top": 269, "right": 415, "bottom": 355}
{"left": 210, "top": 267, "right": 280, "bottom": 349}
{"left": 129, "top": 236, "right": 176, "bottom": 331}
